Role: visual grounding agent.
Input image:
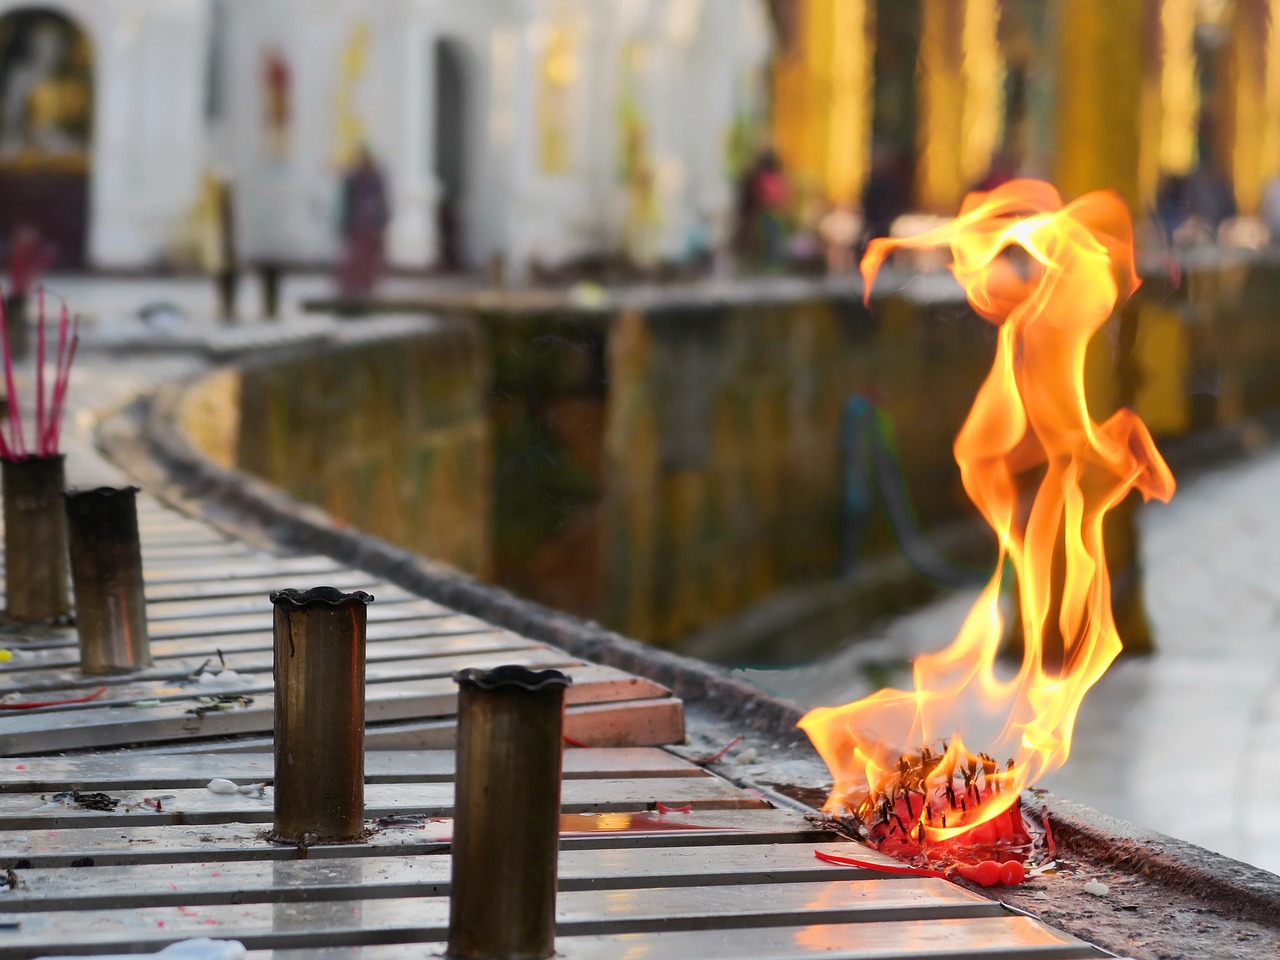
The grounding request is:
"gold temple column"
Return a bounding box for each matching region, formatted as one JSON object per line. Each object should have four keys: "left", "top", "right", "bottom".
{"left": 915, "top": 0, "right": 965, "bottom": 212}
{"left": 1267, "top": 0, "right": 1280, "bottom": 203}
{"left": 1136, "top": 0, "right": 1171, "bottom": 210}
{"left": 1053, "top": 0, "right": 1146, "bottom": 209}
{"left": 915, "top": 0, "right": 1004, "bottom": 213}
{"left": 771, "top": 0, "right": 875, "bottom": 205}
{"left": 1229, "top": 0, "right": 1280, "bottom": 213}
{"left": 1159, "top": 0, "right": 1200, "bottom": 179}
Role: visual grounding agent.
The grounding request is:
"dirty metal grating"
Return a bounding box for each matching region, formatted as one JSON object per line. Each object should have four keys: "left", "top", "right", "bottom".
{"left": 0, "top": 400, "right": 1107, "bottom": 958}
{"left": 0, "top": 488, "right": 684, "bottom": 756}
{"left": 0, "top": 750, "right": 1107, "bottom": 960}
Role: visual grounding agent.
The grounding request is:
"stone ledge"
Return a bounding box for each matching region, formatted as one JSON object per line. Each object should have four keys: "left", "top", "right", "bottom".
{"left": 1038, "top": 793, "right": 1280, "bottom": 932}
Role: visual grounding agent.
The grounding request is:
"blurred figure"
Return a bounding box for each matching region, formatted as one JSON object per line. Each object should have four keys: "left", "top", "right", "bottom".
{"left": 6, "top": 224, "right": 55, "bottom": 297}
{"left": 262, "top": 45, "right": 292, "bottom": 159}
{"left": 860, "top": 145, "right": 910, "bottom": 243}
{"left": 818, "top": 205, "right": 860, "bottom": 274}
{"left": 1154, "top": 173, "right": 1191, "bottom": 244}
{"left": 1261, "top": 175, "right": 1280, "bottom": 245}
{"left": 736, "top": 148, "right": 789, "bottom": 269}
{"left": 1185, "top": 160, "right": 1236, "bottom": 233}
{"left": 973, "top": 149, "right": 1017, "bottom": 192}
{"left": 3, "top": 225, "right": 55, "bottom": 360}
{"left": 195, "top": 172, "right": 239, "bottom": 321}
{"left": 338, "top": 146, "right": 391, "bottom": 299}
{"left": 1156, "top": 162, "right": 1235, "bottom": 249}
{"left": 680, "top": 209, "right": 714, "bottom": 276}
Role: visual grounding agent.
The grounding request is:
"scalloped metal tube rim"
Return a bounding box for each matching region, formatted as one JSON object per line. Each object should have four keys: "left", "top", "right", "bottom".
{"left": 63, "top": 486, "right": 141, "bottom": 500}
{"left": 1, "top": 453, "right": 65, "bottom": 466}
{"left": 454, "top": 664, "right": 573, "bottom": 691}
{"left": 268, "top": 586, "right": 375, "bottom": 608}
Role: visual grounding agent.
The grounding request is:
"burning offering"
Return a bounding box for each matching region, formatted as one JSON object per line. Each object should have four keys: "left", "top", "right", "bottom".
{"left": 801, "top": 180, "right": 1175, "bottom": 876}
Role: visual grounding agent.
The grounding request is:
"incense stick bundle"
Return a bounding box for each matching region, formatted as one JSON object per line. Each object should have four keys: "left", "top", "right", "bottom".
{"left": 0, "top": 290, "right": 80, "bottom": 461}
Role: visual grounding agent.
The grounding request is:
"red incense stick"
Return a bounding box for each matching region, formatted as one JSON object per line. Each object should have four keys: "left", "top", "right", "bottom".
{"left": 47, "top": 321, "right": 78, "bottom": 455}
{"left": 35, "top": 290, "right": 46, "bottom": 456}
{"left": 0, "top": 290, "right": 80, "bottom": 459}
{"left": 47, "top": 303, "right": 69, "bottom": 446}
{"left": 0, "top": 297, "right": 24, "bottom": 459}
{"left": 42, "top": 307, "right": 69, "bottom": 454}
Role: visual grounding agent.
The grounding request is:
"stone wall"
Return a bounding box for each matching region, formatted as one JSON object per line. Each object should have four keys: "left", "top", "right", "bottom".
{"left": 598, "top": 297, "right": 992, "bottom": 644}
{"left": 179, "top": 253, "right": 1280, "bottom": 653}
{"left": 177, "top": 324, "right": 493, "bottom": 578}
{"left": 469, "top": 289, "right": 1000, "bottom": 647}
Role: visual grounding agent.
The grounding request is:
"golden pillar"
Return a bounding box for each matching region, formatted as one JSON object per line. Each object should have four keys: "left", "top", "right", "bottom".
{"left": 915, "top": 0, "right": 1005, "bottom": 213}
{"left": 915, "top": 0, "right": 966, "bottom": 212}
{"left": 771, "top": 0, "right": 875, "bottom": 206}
{"left": 1053, "top": 0, "right": 1147, "bottom": 209}
{"left": 1135, "top": 0, "right": 1168, "bottom": 210}
{"left": 1230, "top": 0, "right": 1280, "bottom": 213}
{"left": 1268, "top": 0, "right": 1280, "bottom": 202}
{"left": 1159, "top": 0, "right": 1200, "bottom": 178}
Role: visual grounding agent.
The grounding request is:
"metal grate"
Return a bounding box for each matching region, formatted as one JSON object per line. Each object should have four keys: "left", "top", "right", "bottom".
{"left": 0, "top": 371, "right": 1108, "bottom": 959}
{"left": 0, "top": 495, "right": 684, "bottom": 757}
{"left": 0, "top": 749, "right": 1106, "bottom": 960}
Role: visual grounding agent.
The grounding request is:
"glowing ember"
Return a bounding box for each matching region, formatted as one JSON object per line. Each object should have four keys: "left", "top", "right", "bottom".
{"left": 800, "top": 180, "right": 1175, "bottom": 867}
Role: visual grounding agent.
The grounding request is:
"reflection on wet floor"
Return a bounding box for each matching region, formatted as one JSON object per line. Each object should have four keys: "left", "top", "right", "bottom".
{"left": 558, "top": 812, "right": 741, "bottom": 835}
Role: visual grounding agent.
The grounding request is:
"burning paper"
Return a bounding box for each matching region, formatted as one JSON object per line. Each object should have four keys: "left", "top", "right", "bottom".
{"left": 800, "top": 180, "right": 1175, "bottom": 864}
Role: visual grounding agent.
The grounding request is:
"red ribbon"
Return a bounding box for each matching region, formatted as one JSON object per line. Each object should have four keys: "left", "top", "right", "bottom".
{"left": 814, "top": 848, "right": 949, "bottom": 879}
{"left": 0, "top": 686, "right": 108, "bottom": 710}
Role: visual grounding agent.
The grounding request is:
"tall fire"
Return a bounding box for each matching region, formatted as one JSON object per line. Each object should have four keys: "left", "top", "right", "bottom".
{"left": 800, "top": 180, "right": 1176, "bottom": 874}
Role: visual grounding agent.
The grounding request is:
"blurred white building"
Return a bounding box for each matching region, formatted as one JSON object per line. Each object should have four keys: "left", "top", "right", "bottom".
{"left": 0, "top": 0, "right": 771, "bottom": 276}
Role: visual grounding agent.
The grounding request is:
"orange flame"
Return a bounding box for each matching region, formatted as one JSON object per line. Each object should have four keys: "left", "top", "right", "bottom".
{"left": 799, "top": 180, "right": 1175, "bottom": 843}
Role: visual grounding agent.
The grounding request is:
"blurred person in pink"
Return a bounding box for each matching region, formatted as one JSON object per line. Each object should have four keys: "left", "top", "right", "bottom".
{"left": 337, "top": 146, "right": 391, "bottom": 300}
{"left": 4, "top": 225, "right": 56, "bottom": 360}
{"left": 739, "top": 148, "right": 789, "bottom": 269}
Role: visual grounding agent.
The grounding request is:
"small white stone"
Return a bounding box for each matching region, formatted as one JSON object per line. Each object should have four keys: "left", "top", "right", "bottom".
{"left": 736, "top": 747, "right": 758, "bottom": 764}
{"left": 1083, "top": 879, "right": 1109, "bottom": 897}
{"left": 206, "top": 778, "right": 239, "bottom": 795}
{"left": 199, "top": 670, "right": 240, "bottom": 686}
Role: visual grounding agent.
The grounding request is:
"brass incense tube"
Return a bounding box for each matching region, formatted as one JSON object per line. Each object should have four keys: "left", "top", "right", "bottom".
{"left": 65, "top": 487, "right": 150, "bottom": 674}
{"left": 3, "top": 455, "right": 70, "bottom": 622}
{"left": 448, "top": 665, "right": 571, "bottom": 960}
{"left": 269, "top": 586, "right": 373, "bottom": 844}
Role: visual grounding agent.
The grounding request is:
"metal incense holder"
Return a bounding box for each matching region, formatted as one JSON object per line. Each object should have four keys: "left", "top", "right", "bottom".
{"left": 269, "top": 586, "right": 373, "bottom": 844}
{"left": 64, "top": 487, "right": 150, "bottom": 674}
{"left": 3, "top": 455, "right": 70, "bottom": 622}
{"left": 447, "top": 665, "right": 572, "bottom": 960}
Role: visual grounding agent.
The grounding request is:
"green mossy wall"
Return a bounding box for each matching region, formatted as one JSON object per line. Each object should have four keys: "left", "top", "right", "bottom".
{"left": 597, "top": 296, "right": 995, "bottom": 645}
{"left": 194, "top": 326, "right": 493, "bottom": 578}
